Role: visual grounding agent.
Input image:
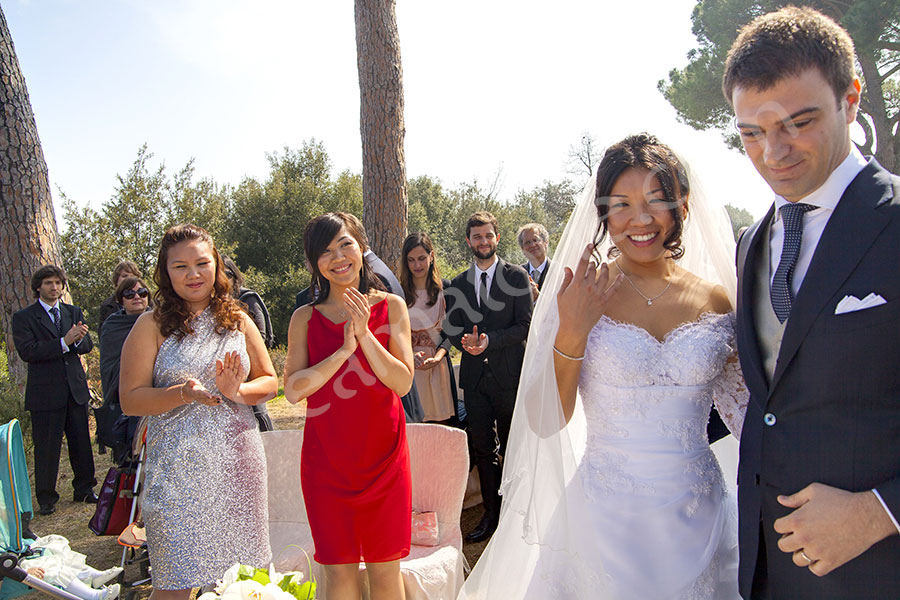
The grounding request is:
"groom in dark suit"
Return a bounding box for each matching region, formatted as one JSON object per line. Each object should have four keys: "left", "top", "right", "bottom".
{"left": 726, "top": 7, "right": 900, "bottom": 598}
{"left": 12, "top": 264, "right": 97, "bottom": 515}
{"left": 446, "top": 211, "right": 533, "bottom": 542}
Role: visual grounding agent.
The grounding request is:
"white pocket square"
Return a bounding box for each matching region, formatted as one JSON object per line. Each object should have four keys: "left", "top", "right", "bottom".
{"left": 834, "top": 293, "right": 887, "bottom": 315}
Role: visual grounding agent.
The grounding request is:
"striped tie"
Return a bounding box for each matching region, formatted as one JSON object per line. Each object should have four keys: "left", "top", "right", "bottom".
{"left": 50, "top": 306, "right": 62, "bottom": 336}
{"left": 770, "top": 203, "right": 816, "bottom": 323}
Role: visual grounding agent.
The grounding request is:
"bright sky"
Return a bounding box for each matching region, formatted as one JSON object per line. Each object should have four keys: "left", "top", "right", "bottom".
{"left": 5, "top": 0, "right": 775, "bottom": 230}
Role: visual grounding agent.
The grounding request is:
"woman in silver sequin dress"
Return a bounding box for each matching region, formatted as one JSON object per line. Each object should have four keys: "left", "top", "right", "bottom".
{"left": 120, "top": 224, "right": 278, "bottom": 599}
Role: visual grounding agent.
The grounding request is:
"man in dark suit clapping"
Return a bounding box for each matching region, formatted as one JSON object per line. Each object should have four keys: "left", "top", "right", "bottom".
{"left": 445, "top": 212, "right": 533, "bottom": 543}
{"left": 12, "top": 265, "right": 97, "bottom": 515}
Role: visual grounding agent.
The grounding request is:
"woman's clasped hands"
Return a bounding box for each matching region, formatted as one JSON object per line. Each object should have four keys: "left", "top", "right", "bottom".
{"left": 179, "top": 351, "right": 247, "bottom": 407}
{"left": 340, "top": 287, "right": 372, "bottom": 355}
{"left": 180, "top": 378, "right": 221, "bottom": 406}
{"left": 215, "top": 350, "right": 246, "bottom": 402}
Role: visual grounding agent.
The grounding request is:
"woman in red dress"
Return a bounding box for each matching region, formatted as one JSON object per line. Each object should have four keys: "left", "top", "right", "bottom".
{"left": 284, "top": 212, "right": 414, "bottom": 600}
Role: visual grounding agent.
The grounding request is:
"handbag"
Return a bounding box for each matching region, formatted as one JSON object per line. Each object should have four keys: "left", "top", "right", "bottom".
{"left": 88, "top": 466, "right": 136, "bottom": 536}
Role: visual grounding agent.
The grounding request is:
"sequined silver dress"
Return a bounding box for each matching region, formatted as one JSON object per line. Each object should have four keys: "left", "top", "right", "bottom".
{"left": 143, "top": 309, "right": 271, "bottom": 590}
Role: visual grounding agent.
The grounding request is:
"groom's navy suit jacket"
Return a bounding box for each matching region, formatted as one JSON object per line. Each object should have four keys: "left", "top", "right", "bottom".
{"left": 735, "top": 159, "right": 900, "bottom": 599}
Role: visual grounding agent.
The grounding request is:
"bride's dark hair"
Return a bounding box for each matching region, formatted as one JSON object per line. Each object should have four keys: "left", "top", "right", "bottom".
{"left": 593, "top": 133, "right": 690, "bottom": 260}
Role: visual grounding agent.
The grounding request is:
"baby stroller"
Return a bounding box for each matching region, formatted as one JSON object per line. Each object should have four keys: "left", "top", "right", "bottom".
{"left": 0, "top": 419, "right": 80, "bottom": 600}
{"left": 88, "top": 415, "right": 150, "bottom": 596}
{"left": 112, "top": 417, "right": 150, "bottom": 591}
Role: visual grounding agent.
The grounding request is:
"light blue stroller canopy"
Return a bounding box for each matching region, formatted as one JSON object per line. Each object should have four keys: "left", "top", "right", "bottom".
{"left": 0, "top": 419, "right": 33, "bottom": 553}
{"left": 0, "top": 419, "right": 36, "bottom": 600}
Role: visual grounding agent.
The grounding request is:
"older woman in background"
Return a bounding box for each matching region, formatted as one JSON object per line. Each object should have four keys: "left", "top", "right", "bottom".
{"left": 98, "top": 276, "right": 151, "bottom": 462}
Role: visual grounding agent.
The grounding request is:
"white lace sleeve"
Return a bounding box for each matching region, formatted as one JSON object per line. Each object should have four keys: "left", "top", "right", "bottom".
{"left": 711, "top": 351, "right": 749, "bottom": 440}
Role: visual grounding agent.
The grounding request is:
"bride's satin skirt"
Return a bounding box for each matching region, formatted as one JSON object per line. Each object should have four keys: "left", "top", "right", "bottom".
{"left": 459, "top": 436, "right": 740, "bottom": 600}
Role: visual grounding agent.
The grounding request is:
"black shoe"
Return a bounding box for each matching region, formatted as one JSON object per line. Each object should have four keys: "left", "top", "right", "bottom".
{"left": 73, "top": 491, "right": 99, "bottom": 504}
{"left": 21, "top": 511, "right": 37, "bottom": 539}
{"left": 39, "top": 504, "right": 56, "bottom": 516}
{"left": 465, "top": 512, "right": 499, "bottom": 544}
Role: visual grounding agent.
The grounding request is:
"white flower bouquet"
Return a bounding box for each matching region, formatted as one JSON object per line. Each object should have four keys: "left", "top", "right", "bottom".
{"left": 198, "top": 561, "right": 317, "bottom": 600}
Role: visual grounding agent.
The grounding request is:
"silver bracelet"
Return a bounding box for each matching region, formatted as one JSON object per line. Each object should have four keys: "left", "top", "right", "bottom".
{"left": 553, "top": 345, "right": 585, "bottom": 361}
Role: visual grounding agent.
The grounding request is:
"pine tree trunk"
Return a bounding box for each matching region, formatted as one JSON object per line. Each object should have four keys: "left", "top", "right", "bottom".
{"left": 355, "top": 0, "right": 408, "bottom": 273}
{"left": 0, "top": 7, "right": 64, "bottom": 397}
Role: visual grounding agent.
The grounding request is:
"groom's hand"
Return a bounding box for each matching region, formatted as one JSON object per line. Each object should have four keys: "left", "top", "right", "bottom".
{"left": 773, "top": 482, "right": 898, "bottom": 576}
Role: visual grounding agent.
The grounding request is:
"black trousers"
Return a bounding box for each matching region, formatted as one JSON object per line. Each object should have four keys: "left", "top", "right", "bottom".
{"left": 465, "top": 364, "right": 516, "bottom": 500}
{"left": 251, "top": 403, "right": 274, "bottom": 432}
{"left": 31, "top": 393, "right": 96, "bottom": 507}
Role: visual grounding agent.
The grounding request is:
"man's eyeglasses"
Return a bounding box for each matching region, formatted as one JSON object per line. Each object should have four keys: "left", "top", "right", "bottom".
{"left": 122, "top": 288, "right": 150, "bottom": 299}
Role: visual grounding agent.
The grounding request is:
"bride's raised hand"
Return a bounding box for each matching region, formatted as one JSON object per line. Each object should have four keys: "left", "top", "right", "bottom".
{"left": 557, "top": 244, "right": 622, "bottom": 341}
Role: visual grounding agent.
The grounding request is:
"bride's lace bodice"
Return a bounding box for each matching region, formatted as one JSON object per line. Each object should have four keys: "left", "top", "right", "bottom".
{"left": 580, "top": 311, "right": 746, "bottom": 442}
{"left": 578, "top": 312, "right": 747, "bottom": 513}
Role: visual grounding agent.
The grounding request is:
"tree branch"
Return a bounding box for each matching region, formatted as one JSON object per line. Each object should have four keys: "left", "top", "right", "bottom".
{"left": 856, "top": 115, "right": 876, "bottom": 155}
{"left": 883, "top": 62, "right": 900, "bottom": 80}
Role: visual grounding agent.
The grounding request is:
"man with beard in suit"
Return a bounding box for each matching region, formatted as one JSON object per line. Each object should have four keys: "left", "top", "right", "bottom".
{"left": 725, "top": 7, "right": 900, "bottom": 598}
{"left": 12, "top": 265, "right": 97, "bottom": 516}
{"left": 445, "top": 211, "right": 533, "bottom": 542}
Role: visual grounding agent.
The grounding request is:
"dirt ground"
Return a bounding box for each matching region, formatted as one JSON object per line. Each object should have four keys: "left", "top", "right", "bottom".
{"left": 12, "top": 397, "right": 487, "bottom": 599}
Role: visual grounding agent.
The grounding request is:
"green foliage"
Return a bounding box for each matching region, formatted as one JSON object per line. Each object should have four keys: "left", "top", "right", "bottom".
{"left": 659, "top": 0, "right": 900, "bottom": 166}
{"left": 224, "top": 140, "right": 363, "bottom": 342}
{"left": 61, "top": 144, "right": 230, "bottom": 328}
{"left": 0, "top": 338, "right": 28, "bottom": 436}
{"left": 61, "top": 139, "right": 579, "bottom": 348}
{"left": 724, "top": 203, "right": 755, "bottom": 240}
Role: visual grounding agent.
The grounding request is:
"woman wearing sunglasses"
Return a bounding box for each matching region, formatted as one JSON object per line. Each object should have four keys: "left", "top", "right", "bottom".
{"left": 98, "top": 276, "right": 152, "bottom": 463}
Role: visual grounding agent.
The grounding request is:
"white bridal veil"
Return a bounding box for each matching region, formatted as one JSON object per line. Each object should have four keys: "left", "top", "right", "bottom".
{"left": 458, "top": 141, "right": 740, "bottom": 599}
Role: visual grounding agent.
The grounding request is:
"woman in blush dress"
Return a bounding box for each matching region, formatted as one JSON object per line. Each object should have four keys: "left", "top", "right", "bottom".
{"left": 399, "top": 232, "right": 459, "bottom": 424}
{"left": 119, "top": 224, "right": 278, "bottom": 599}
{"left": 459, "top": 134, "right": 748, "bottom": 599}
{"left": 284, "top": 212, "right": 414, "bottom": 600}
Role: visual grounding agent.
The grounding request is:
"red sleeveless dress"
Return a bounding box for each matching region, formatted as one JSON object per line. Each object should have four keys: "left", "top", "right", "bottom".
{"left": 301, "top": 298, "right": 412, "bottom": 564}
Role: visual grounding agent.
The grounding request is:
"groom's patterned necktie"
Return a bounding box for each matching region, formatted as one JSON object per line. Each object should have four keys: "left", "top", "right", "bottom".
{"left": 49, "top": 306, "right": 62, "bottom": 336}
{"left": 771, "top": 202, "right": 816, "bottom": 323}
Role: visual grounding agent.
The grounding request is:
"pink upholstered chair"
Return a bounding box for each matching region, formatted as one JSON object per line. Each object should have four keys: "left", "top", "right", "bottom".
{"left": 261, "top": 430, "right": 318, "bottom": 580}
{"left": 261, "top": 423, "right": 469, "bottom": 599}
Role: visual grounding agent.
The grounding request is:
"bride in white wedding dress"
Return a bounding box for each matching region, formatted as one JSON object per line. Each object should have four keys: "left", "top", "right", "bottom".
{"left": 458, "top": 134, "right": 748, "bottom": 599}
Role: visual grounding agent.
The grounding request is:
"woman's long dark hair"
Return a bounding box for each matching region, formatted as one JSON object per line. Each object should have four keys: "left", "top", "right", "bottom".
{"left": 593, "top": 133, "right": 690, "bottom": 260}
{"left": 304, "top": 212, "right": 385, "bottom": 305}
{"left": 153, "top": 223, "right": 244, "bottom": 339}
{"left": 400, "top": 232, "right": 443, "bottom": 308}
